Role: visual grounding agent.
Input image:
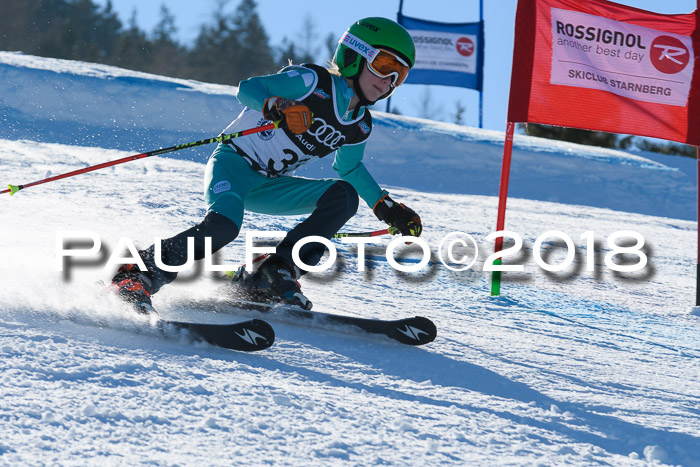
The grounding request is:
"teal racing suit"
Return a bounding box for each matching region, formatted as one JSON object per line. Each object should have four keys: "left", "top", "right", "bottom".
{"left": 130, "top": 64, "right": 389, "bottom": 294}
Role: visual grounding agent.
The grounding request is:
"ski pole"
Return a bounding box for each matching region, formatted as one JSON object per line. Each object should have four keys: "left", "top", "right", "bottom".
{"left": 2, "top": 122, "right": 277, "bottom": 196}
{"left": 332, "top": 229, "right": 390, "bottom": 238}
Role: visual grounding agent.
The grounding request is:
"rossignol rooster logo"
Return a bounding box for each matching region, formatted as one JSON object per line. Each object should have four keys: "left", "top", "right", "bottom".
{"left": 236, "top": 328, "right": 268, "bottom": 345}
{"left": 397, "top": 325, "right": 430, "bottom": 341}
{"left": 650, "top": 35, "right": 690, "bottom": 74}
{"left": 456, "top": 37, "right": 475, "bottom": 57}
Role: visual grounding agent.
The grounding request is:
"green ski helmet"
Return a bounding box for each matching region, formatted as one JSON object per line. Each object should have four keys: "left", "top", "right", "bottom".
{"left": 334, "top": 17, "right": 416, "bottom": 84}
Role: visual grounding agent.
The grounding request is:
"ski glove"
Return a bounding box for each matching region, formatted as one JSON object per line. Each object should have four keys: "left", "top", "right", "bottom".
{"left": 263, "top": 97, "right": 313, "bottom": 134}
{"left": 373, "top": 195, "right": 422, "bottom": 237}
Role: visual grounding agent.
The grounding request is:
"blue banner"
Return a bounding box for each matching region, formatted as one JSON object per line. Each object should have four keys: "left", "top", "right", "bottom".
{"left": 398, "top": 14, "right": 484, "bottom": 91}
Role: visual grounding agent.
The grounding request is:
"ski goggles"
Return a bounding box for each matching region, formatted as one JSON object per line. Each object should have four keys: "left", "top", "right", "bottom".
{"left": 367, "top": 48, "right": 410, "bottom": 86}
{"left": 340, "top": 32, "right": 411, "bottom": 86}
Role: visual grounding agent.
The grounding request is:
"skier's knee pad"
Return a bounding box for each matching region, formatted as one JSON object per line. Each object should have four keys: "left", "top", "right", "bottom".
{"left": 318, "top": 180, "right": 359, "bottom": 221}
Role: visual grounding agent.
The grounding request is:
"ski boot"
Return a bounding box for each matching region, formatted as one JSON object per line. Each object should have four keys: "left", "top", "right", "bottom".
{"left": 230, "top": 255, "right": 312, "bottom": 310}
{"left": 111, "top": 264, "right": 156, "bottom": 314}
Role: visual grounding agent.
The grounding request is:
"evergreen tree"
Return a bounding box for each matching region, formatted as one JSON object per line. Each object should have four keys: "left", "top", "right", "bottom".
{"left": 111, "top": 9, "right": 152, "bottom": 71}
{"left": 0, "top": 0, "right": 71, "bottom": 57}
{"left": 519, "top": 123, "right": 696, "bottom": 158}
{"left": 59, "top": 0, "right": 120, "bottom": 62}
{"left": 0, "top": 1, "right": 43, "bottom": 53}
{"left": 93, "top": 0, "right": 122, "bottom": 60}
{"left": 153, "top": 4, "right": 177, "bottom": 44}
{"left": 0, "top": 0, "right": 122, "bottom": 63}
{"left": 147, "top": 4, "right": 187, "bottom": 78}
{"left": 189, "top": 0, "right": 275, "bottom": 85}
{"left": 635, "top": 139, "right": 696, "bottom": 158}
{"left": 228, "top": 0, "right": 276, "bottom": 81}
{"left": 188, "top": 1, "right": 235, "bottom": 84}
{"left": 522, "top": 123, "right": 619, "bottom": 148}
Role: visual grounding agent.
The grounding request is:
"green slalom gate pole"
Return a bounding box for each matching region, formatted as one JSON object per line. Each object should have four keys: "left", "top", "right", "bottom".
{"left": 2, "top": 122, "right": 277, "bottom": 196}
{"left": 490, "top": 259, "right": 503, "bottom": 296}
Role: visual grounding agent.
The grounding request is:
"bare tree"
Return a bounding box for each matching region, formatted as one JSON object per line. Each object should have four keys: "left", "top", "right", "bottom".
{"left": 417, "top": 87, "right": 442, "bottom": 121}
{"left": 454, "top": 100, "right": 466, "bottom": 125}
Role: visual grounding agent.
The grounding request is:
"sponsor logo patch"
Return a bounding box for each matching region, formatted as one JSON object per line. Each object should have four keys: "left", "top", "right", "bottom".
{"left": 313, "top": 89, "right": 330, "bottom": 99}
{"left": 308, "top": 117, "right": 346, "bottom": 150}
{"left": 456, "top": 37, "right": 475, "bottom": 57}
{"left": 212, "top": 180, "right": 231, "bottom": 194}
{"left": 549, "top": 8, "right": 694, "bottom": 107}
{"left": 358, "top": 121, "right": 371, "bottom": 134}
{"left": 650, "top": 35, "right": 690, "bottom": 74}
{"left": 341, "top": 32, "right": 378, "bottom": 60}
{"left": 257, "top": 117, "right": 275, "bottom": 141}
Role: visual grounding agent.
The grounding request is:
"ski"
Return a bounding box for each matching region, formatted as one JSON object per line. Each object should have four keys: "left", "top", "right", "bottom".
{"left": 199, "top": 298, "right": 437, "bottom": 346}
{"left": 156, "top": 318, "right": 275, "bottom": 352}
{"left": 99, "top": 281, "right": 275, "bottom": 352}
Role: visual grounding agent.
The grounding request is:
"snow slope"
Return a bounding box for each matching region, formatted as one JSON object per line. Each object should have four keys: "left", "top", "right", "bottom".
{"left": 1, "top": 52, "right": 699, "bottom": 466}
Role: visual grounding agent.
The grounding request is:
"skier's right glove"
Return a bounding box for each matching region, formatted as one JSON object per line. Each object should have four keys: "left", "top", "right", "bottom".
{"left": 263, "top": 97, "right": 313, "bottom": 134}
{"left": 373, "top": 195, "right": 422, "bottom": 237}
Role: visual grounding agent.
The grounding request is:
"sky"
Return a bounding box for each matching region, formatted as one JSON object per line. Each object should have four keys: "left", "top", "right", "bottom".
{"left": 96, "top": 0, "right": 698, "bottom": 132}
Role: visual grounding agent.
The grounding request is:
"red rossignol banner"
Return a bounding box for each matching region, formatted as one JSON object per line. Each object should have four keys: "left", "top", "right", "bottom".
{"left": 491, "top": 0, "right": 699, "bottom": 297}
{"left": 508, "top": 0, "right": 700, "bottom": 145}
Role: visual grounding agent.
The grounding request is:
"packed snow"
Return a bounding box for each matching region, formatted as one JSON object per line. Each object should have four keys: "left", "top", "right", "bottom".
{"left": 1, "top": 51, "right": 699, "bottom": 466}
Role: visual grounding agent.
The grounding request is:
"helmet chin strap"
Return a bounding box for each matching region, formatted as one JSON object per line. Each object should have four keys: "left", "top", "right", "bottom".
{"left": 352, "top": 82, "right": 397, "bottom": 119}
{"left": 350, "top": 59, "right": 398, "bottom": 119}
{"left": 357, "top": 58, "right": 404, "bottom": 118}
{"left": 351, "top": 77, "right": 375, "bottom": 119}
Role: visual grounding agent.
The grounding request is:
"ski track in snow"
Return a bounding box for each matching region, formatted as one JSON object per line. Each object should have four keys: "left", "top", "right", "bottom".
{"left": 1, "top": 53, "right": 699, "bottom": 466}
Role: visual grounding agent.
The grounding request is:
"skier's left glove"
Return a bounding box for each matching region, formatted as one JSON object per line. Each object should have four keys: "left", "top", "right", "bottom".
{"left": 263, "top": 97, "right": 313, "bottom": 134}
{"left": 373, "top": 195, "right": 422, "bottom": 237}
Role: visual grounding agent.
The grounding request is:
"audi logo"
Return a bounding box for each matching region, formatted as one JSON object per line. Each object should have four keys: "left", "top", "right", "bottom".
{"left": 307, "top": 117, "right": 346, "bottom": 150}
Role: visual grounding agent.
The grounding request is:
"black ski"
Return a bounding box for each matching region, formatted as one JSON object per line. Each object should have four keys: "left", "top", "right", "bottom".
{"left": 202, "top": 298, "right": 437, "bottom": 346}
{"left": 156, "top": 318, "right": 275, "bottom": 352}
{"left": 100, "top": 281, "right": 275, "bottom": 352}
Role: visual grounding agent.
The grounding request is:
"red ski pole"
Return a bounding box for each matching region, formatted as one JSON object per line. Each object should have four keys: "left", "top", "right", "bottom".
{"left": 2, "top": 122, "right": 277, "bottom": 196}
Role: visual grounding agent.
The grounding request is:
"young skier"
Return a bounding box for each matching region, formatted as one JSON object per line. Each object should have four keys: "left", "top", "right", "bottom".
{"left": 111, "top": 17, "right": 422, "bottom": 312}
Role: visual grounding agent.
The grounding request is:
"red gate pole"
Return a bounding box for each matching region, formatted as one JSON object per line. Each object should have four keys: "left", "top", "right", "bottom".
{"left": 491, "top": 121, "right": 516, "bottom": 296}
{"left": 696, "top": 145, "right": 700, "bottom": 306}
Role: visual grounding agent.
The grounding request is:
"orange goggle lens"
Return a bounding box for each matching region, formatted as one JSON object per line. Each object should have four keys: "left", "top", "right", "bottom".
{"left": 367, "top": 49, "right": 410, "bottom": 86}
